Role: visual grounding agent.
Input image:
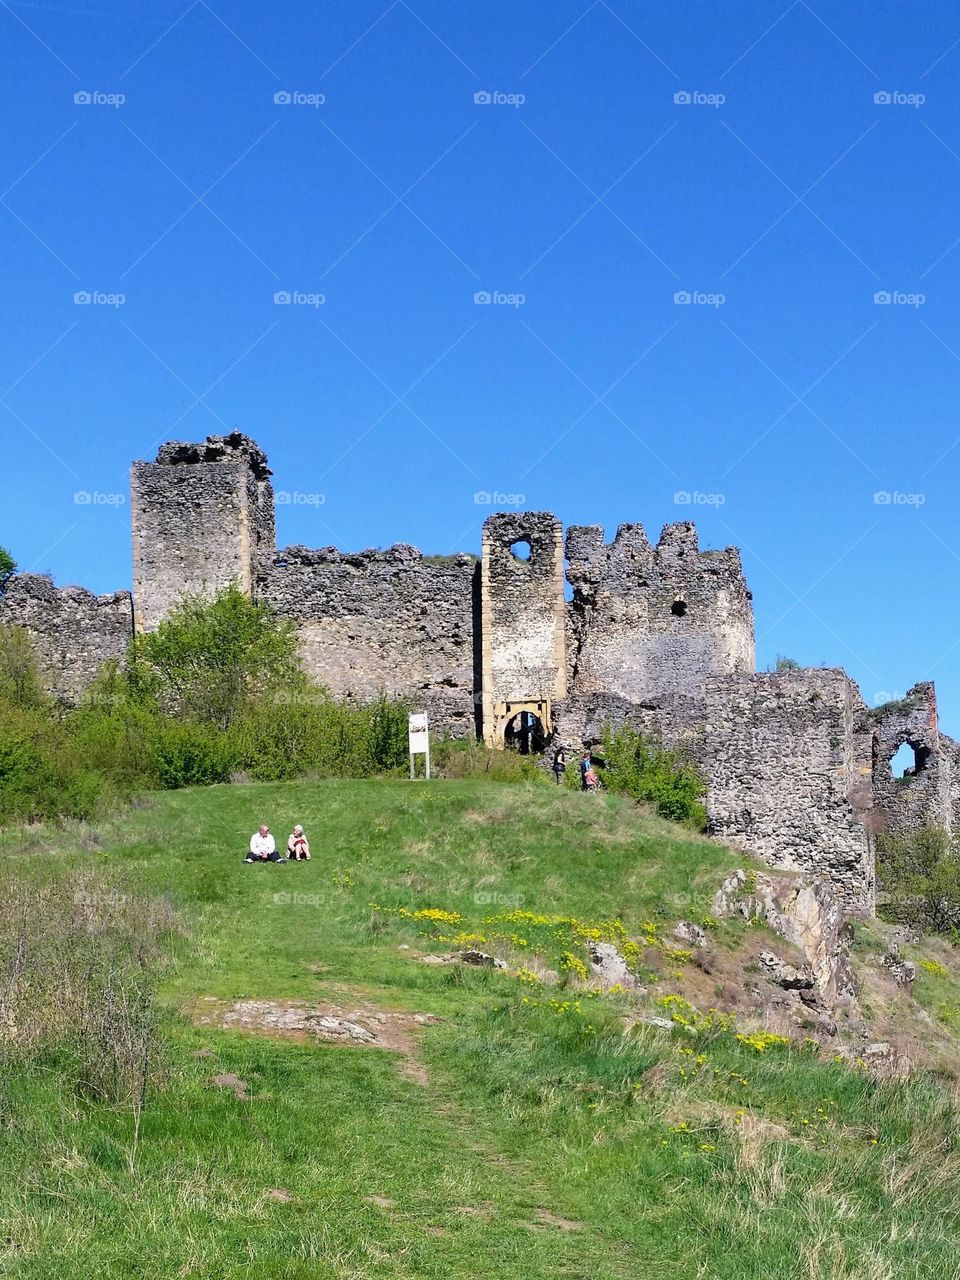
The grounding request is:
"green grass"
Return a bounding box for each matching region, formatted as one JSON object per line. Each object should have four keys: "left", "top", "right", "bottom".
{"left": 0, "top": 779, "right": 959, "bottom": 1278}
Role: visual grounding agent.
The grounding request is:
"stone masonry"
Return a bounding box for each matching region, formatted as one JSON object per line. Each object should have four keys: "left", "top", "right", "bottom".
{"left": 4, "top": 431, "right": 958, "bottom": 917}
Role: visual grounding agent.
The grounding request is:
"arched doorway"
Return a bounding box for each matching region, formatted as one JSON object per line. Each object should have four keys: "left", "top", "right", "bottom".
{"left": 504, "top": 709, "right": 546, "bottom": 755}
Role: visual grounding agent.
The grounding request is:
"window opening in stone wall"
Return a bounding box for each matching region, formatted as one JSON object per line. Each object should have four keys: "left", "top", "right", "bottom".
{"left": 505, "top": 710, "right": 545, "bottom": 755}
{"left": 510, "top": 540, "right": 532, "bottom": 562}
{"left": 890, "top": 741, "right": 929, "bottom": 779}
{"left": 671, "top": 599, "right": 687, "bottom": 617}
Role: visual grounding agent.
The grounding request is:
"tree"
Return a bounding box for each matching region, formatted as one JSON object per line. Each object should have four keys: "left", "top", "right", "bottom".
{"left": 877, "top": 827, "right": 960, "bottom": 936}
{"left": 129, "top": 585, "right": 306, "bottom": 730}
{"left": 599, "top": 723, "right": 707, "bottom": 828}
{"left": 0, "top": 546, "right": 16, "bottom": 581}
{"left": 0, "top": 625, "right": 47, "bottom": 710}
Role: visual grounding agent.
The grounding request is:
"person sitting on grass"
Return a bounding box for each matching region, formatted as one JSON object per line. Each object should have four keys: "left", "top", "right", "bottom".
{"left": 245, "top": 824, "right": 281, "bottom": 863}
{"left": 287, "top": 825, "right": 311, "bottom": 860}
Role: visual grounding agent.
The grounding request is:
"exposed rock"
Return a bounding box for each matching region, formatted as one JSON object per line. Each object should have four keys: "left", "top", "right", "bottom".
{"left": 673, "top": 921, "right": 708, "bottom": 950}
{"left": 882, "top": 947, "right": 916, "bottom": 986}
{"left": 713, "top": 869, "right": 856, "bottom": 1005}
{"left": 758, "top": 950, "right": 815, "bottom": 991}
{"left": 586, "top": 940, "right": 638, "bottom": 990}
{"left": 460, "top": 949, "right": 508, "bottom": 969}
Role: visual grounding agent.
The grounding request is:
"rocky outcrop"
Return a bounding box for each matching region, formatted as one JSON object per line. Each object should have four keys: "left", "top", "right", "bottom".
{"left": 713, "top": 869, "right": 856, "bottom": 1005}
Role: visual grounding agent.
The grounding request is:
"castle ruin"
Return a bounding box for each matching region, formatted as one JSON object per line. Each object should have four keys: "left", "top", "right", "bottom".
{"left": 5, "top": 432, "right": 958, "bottom": 917}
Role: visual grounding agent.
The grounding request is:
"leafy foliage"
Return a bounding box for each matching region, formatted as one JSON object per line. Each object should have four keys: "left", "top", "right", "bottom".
{"left": 0, "top": 545, "right": 16, "bottom": 580}
{"left": 599, "top": 724, "right": 707, "bottom": 828}
{"left": 129, "top": 584, "right": 305, "bottom": 729}
{"left": 877, "top": 826, "right": 960, "bottom": 936}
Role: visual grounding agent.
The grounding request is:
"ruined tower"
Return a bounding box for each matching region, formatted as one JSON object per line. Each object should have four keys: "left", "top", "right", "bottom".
{"left": 480, "top": 512, "right": 567, "bottom": 747}
{"left": 130, "top": 433, "right": 275, "bottom": 632}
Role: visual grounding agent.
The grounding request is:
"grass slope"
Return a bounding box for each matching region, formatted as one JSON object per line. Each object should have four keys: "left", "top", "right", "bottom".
{"left": 0, "top": 780, "right": 959, "bottom": 1279}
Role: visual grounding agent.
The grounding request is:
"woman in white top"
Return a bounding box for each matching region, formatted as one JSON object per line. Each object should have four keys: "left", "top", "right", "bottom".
{"left": 287, "top": 825, "right": 311, "bottom": 860}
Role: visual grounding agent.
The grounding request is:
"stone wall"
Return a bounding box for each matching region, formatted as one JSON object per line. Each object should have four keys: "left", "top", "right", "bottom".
{"left": 704, "top": 669, "right": 875, "bottom": 914}
{"left": 863, "top": 683, "right": 953, "bottom": 843}
{"left": 258, "top": 545, "right": 478, "bottom": 737}
{"left": 0, "top": 574, "right": 133, "bottom": 702}
{"left": 480, "top": 512, "right": 567, "bottom": 745}
{"left": 555, "top": 521, "right": 755, "bottom": 756}
{"left": 131, "top": 433, "right": 274, "bottom": 632}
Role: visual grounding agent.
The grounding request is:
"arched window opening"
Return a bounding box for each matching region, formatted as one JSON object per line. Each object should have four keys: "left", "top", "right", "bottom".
{"left": 890, "top": 741, "right": 930, "bottom": 779}
{"left": 671, "top": 599, "right": 687, "bottom": 618}
{"left": 509, "top": 540, "right": 532, "bottom": 562}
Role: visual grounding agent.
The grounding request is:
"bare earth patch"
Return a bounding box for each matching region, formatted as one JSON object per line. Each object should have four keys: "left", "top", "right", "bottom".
{"left": 193, "top": 997, "right": 440, "bottom": 1086}
{"left": 531, "top": 1208, "right": 583, "bottom": 1231}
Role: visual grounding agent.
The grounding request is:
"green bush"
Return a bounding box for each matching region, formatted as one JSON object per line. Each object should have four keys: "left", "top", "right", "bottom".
{"left": 433, "top": 738, "right": 550, "bottom": 784}
{"left": 598, "top": 724, "right": 707, "bottom": 828}
{"left": 0, "top": 704, "right": 108, "bottom": 823}
{"left": 877, "top": 826, "right": 960, "bottom": 936}
{"left": 151, "top": 720, "right": 234, "bottom": 789}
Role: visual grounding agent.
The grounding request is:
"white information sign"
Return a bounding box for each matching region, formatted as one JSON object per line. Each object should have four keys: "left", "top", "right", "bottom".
{"left": 408, "top": 712, "right": 431, "bottom": 779}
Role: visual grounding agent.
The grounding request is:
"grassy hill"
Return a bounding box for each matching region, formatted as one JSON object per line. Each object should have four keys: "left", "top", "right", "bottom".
{"left": 1, "top": 779, "right": 960, "bottom": 1279}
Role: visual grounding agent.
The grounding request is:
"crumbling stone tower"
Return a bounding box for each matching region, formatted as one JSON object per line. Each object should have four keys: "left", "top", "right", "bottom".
{"left": 557, "top": 521, "right": 755, "bottom": 752}
{"left": 480, "top": 512, "right": 567, "bottom": 747}
{"left": 130, "top": 433, "right": 274, "bottom": 632}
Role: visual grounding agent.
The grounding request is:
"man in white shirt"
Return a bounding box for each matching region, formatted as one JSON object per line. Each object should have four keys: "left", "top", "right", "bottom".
{"left": 245, "top": 824, "right": 280, "bottom": 863}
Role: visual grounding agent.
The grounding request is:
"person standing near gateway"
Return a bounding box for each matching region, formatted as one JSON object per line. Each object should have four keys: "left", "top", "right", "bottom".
{"left": 553, "top": 746, "right": 567, "bottom": 785}
{"left": 579, "top": 751, "right": 592, "bottom": 791}
{"left": 245, "top": 824, "right": 281, "bottom": 863}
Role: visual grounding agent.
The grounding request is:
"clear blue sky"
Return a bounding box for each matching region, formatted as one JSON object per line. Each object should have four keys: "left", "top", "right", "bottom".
{"left": 3, "top": 1, "right": 960, "bottom": 726}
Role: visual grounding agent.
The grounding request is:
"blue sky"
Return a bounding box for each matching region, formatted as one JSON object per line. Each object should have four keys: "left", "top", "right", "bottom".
{"left": 3, "top": 1, "right": 960, "bottom": 726}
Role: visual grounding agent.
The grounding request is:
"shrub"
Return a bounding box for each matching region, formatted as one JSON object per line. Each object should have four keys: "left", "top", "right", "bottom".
{"left": 0, "top": 624, "right": 47, "bottom": 709}
{"left": 599, "top": 724, "right": 707, "bottom": 828}
{"left": 0, "top": 546, "right": 15, "bottom": 580}
{"left": 129, "top": 584, "right": 306, "bottom": 729}
{"left": 877, "top": 827, "right": 960, "bottom": 936}
{"left": 152, "top": 720, "right": 235, "bottom": 789}
{"left": 433, "top": 738, "right": 550, "bottom": 784}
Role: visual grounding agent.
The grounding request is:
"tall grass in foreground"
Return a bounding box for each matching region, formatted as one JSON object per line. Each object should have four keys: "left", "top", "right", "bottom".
{"left": 0, "top": 870, "right": 174, "bottom": 1171}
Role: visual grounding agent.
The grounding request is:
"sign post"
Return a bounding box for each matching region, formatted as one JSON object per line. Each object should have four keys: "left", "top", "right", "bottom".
{"left": 408, "top": 711, "right": 430, "bottom": 780}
